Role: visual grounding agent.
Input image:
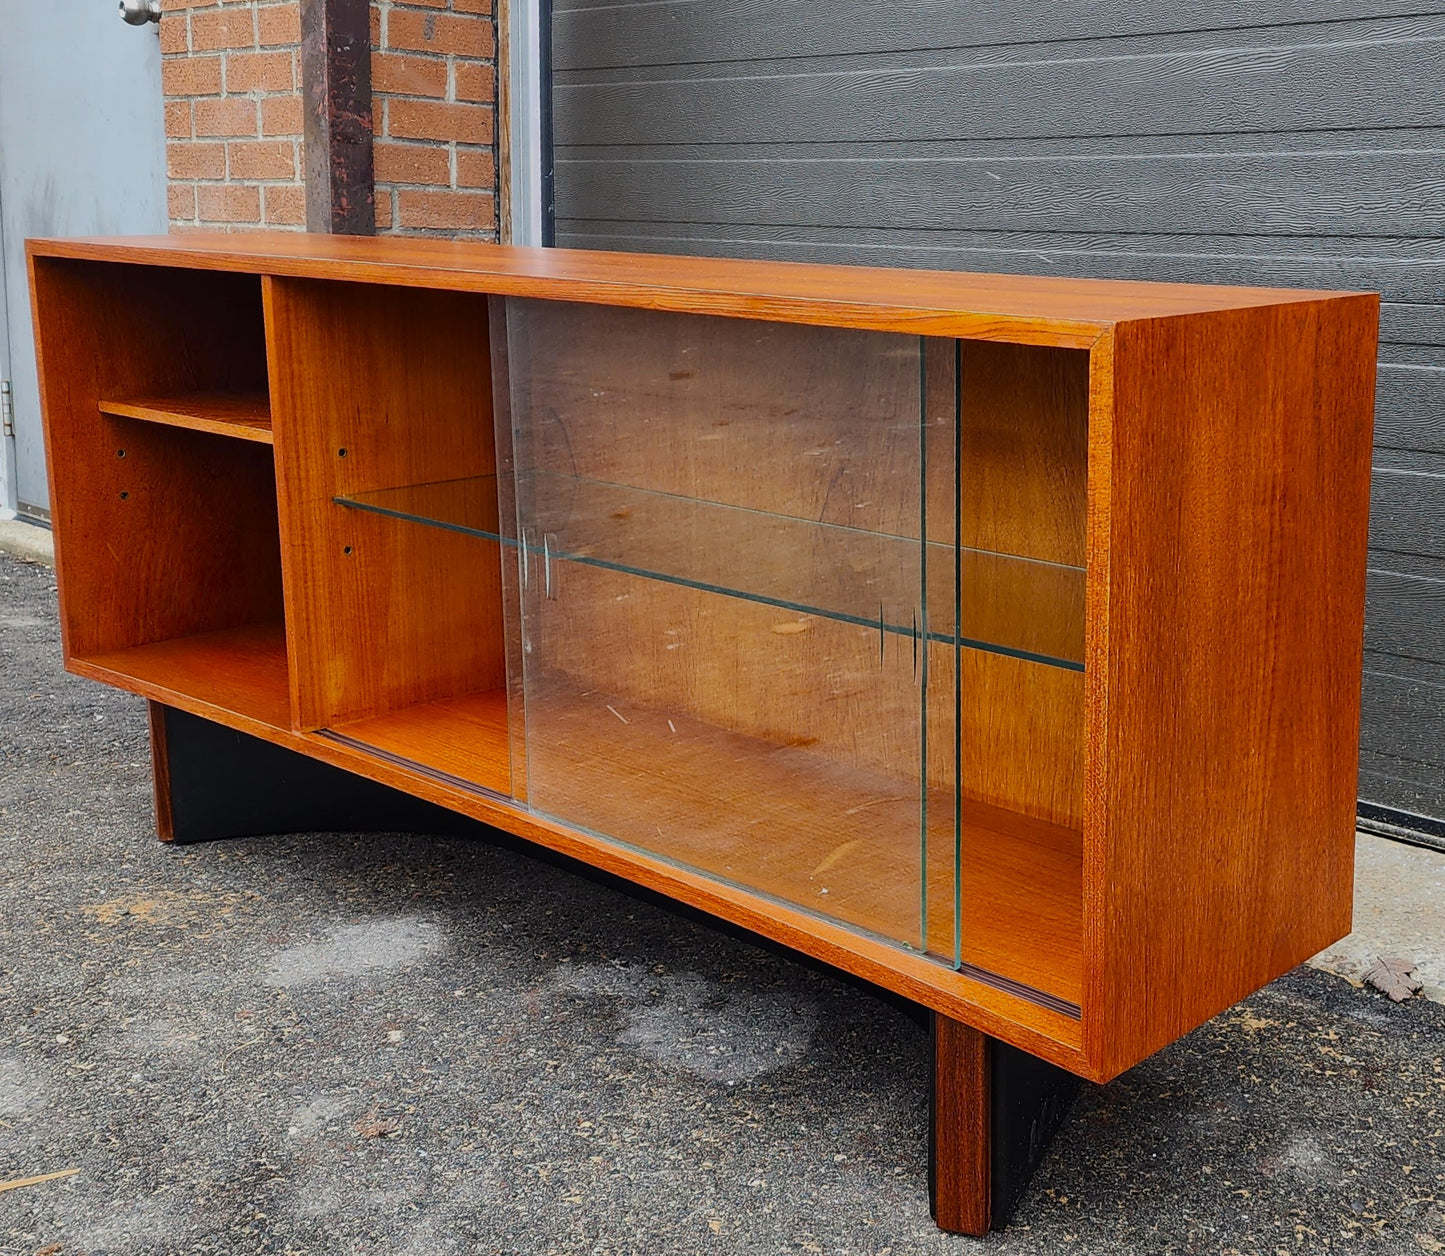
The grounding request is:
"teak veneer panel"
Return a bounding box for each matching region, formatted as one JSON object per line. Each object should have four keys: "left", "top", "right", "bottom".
{"left": 26, "top": 232, "right": 1379, "bottom": 1086}
{"left": 329, "top": 689, "right": 512, "bottom": 797}
{"left": 1084, "top": 297, "right": 1378, "bottom": 1079}
{"left": 27, "top": 259, "right": 281, "bottom": 660}
{"left": 30, "top": 232, "right": 1354, "bottom": 349}
{"left": 73, "top": 622, "right": 291, "bottom": 730}
{"left": 99, "top": 392, "right": 273, "bottom": 444}
{"left": 932, "top": 1018, "right": 992, "bottom": 1234}
{"left": 956, "top": 341, "right": 1088, "bottom": 568}
{"left": 266, "top": 278, "right": 507, "bottom": 730}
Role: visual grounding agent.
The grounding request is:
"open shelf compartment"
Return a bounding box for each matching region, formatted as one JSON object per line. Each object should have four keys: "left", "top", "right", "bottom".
{"left": 74, "top": 621, "right": 291, "bottom": 729}
{"left": 30, "top": 257, "right": 293, "bottom": 729}
{"left": 264, "top": 277, "right": 512, "bottom": 789}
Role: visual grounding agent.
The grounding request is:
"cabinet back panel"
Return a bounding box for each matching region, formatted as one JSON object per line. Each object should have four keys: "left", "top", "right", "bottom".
{"left": 266, "top": 278, "right": 506, "bottom": 730}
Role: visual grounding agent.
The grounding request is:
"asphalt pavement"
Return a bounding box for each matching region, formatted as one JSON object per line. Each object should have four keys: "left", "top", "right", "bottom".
{"left": 1, "top": 549, "right": 1442, "bottom": 1255}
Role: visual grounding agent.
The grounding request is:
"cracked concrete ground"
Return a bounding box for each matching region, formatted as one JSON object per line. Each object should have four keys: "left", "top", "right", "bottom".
{"left": 1, "top": 548, "right": 1443, "bottom": 1255}
{"left": 1314, "top": 837, "right": 1445, "bottom": 1003}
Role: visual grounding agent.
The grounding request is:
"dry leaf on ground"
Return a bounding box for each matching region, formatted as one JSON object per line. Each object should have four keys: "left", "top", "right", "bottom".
{"left": 1363, "top": 956, "right": 1424, "bottom": 1003}
{"left": 353, "top": 1114, "right": 401, "bottom": 1139}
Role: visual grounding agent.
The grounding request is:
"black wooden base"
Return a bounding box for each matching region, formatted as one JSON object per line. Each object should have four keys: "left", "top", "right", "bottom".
{"left": 149, "top": 702, "right": 474, "bottom": 843}
{"left": 988, "top": 1034, "right": 1082, "bottom": 1223}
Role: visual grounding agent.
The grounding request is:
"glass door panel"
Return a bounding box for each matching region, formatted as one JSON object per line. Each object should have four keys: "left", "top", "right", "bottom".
{"left": 923, "top": 338, "right": 960, "bottom": 968}
{"left": 501, "top": 298, "right": 936, "bottom": 952}
{"left": 954, "top": 340, "right": 1088, "bottom": 1015}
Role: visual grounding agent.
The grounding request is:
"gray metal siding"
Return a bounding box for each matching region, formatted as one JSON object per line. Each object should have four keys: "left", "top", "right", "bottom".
{"left": 552, "top": 1, "right": 1445, "bottom": 826}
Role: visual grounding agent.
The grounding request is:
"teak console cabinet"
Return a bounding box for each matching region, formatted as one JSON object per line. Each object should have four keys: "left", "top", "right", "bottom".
{"left": 27, "top": 233, "right": 1378, "bottom": 1234}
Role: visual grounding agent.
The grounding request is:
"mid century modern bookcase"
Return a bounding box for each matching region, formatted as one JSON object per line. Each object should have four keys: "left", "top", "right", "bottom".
{"left": 27, "top": 233, "right": 1378, "bottom": 1233}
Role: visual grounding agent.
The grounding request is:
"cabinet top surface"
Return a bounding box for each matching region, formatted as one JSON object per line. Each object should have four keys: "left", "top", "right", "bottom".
{"left": 27, "top": 232, "right": 1371, "bottom": 346}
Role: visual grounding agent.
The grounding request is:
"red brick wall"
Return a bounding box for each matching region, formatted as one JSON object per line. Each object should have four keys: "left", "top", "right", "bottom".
{"left": 160, "top": 0, "right": 497, "bottom": 238}
{"left": 161, "top": 0, "right": 306, "bottom": 231}
{"left": 372, "top": 0, "right": 498, "bottom": 234}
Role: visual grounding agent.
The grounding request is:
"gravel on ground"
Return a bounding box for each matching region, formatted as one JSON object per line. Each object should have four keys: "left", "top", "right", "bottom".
{"left": 1, "top": 551, "right": 1442, "bottom": 1255}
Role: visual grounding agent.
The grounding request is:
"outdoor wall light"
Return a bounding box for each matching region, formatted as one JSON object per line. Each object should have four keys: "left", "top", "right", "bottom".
{"left": 118, "top": 0, "right": 161, "bottom": 25}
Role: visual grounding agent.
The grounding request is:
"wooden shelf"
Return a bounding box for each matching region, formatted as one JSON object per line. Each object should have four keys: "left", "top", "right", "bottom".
{"left": 99, "top": 392, "right": 273, "bottom": 444}
{"left": 328, "top": 689, "right": 512, "bottom": 797}
{"left": 72, "top": 621, "right": 290, "bottom": 729}
{"left": 523, "top": 688, "right": 1082, "bottom": 1008}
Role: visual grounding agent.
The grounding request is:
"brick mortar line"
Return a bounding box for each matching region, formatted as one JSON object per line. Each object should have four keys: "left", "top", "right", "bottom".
{"left": 177, "top": 178, "right": 307, "bottom": 185}
{"left": 375, "top": 51, "right": 496, "bottom": 60}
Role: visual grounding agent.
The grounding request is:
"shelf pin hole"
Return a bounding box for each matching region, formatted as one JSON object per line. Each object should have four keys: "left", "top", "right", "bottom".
{"left": 119, "top": 491, "right": 129, "bottom": 500}
{"left": 116, "top": 449, "right": 126, "bottom": 459}
{"left": 338, "top": 448, "right": 348, "bottom": 458}
{"left": 343, "top": 545, "right": 353, "bottom": 555}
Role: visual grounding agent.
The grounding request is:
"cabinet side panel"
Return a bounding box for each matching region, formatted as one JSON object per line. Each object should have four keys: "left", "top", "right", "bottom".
{"left": 1090, "top": 297, "right": 1378, "bottom": 1078}
{"left": 29, "top": 257, "right": 281, "bottom": 659}
{"left": 266, "top": 277, "right": 506, "bottom": 729}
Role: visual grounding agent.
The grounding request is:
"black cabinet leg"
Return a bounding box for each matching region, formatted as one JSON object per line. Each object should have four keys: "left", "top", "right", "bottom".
{"left": 147, "top": 702, "right": 473, "bottom": 844}
{"left": 930, "top": 1012, "right": 1082, "bottom": 1234}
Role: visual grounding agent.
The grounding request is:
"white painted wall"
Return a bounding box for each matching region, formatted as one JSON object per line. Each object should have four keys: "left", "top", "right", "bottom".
{"left": 0, "top": 0, "right": 167, "bottom": 516}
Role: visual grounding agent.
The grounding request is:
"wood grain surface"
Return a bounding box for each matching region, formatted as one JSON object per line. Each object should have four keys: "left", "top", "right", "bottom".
{"left": 74, "top": 622, "right": 292, "bottom": 729}
{"left": 28, "top": 258, "right": 283, "bottom": 661}
{"left": 99, "top": 392, "right": 273, "bottom": 444}
{"left": 28, "top": 234, "right": 1351, "bottom": 351}
{"left": 266, "top": 276, "right": 506, "bottom": 730}
{"left": 1084, "top": 294, "right": 1379, "bottom": 1078}
{"left": 931, "top": 1015, "right": 992, "bottom": 1235}
{"left": 28, "top": 234, "right": 1379, "bottom": 1083}
{"left": 329, "top": 689, "right": 512, "bottom": 796}
{"left": 148, "top": 700, "right": 175, "bottom": 844}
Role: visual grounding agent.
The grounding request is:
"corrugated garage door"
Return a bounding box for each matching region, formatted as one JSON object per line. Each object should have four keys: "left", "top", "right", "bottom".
{"left": 551, "top": 1, "right": 1445, "bottom": 842}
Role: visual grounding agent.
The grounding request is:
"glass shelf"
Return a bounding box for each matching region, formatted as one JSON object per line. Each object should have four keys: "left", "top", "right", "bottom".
{"left": 337, "top": 472, "right": 1084, "bottom": 671}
